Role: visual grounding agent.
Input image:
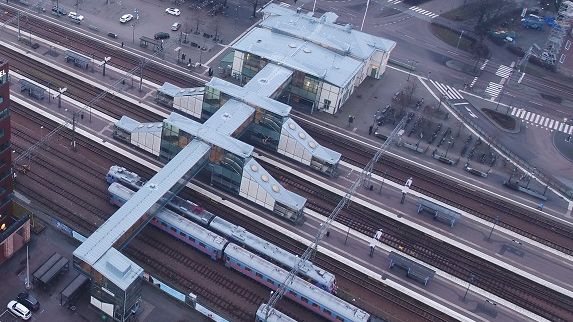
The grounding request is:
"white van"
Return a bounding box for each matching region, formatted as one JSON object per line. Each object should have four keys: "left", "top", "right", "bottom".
{"left": 171, "top": 22, "right": 181, "bottom": 31}
{"left": 68, "top": 12, "right": 84, "bottom": 23}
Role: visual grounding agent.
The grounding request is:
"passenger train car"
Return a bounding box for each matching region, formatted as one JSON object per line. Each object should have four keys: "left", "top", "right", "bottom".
{"left": 225, "top": 244, "right": 370, "bottom": 322}
{"left": 107, "top": 169, "right": 336, "bottom": 292}
{"left": 209, "top": 216, "right": 336, "bottom": 293}
{"left": 107, "top": 183, "right": 370, "bottom": 322}
{"left": 109, "top": 183, "right": 227, "bottom": 260}
{"left": 255, "top": 303, "right": 297, "bottom": 322}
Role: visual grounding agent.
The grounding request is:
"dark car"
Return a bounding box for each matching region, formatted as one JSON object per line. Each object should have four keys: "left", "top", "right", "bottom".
{"left": 154, "top": 32, "right": 170, "bottom": 40}
{"left": 17, "top": 292, "right": 40, "bottom": 312}
{"left": 52, "top": 6, "right": 67, "bottom": 16}
{"left": 107, "top": 32, "right": 118, "bottom": 39}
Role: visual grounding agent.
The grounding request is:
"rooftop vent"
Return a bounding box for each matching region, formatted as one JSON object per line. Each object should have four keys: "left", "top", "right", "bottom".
{"left": 288, "top": 43, "right": 297, "bottom": 48}
{"left": 250, "top": 164, "right": 259, "bottom": 172}
{"left": 303, "top": 48, "right": 312, "bottom": 53}
{"left": 309, "top": 141, "right": 317, "bottom": 149}
{"left": 261, "top": 175, "right": 269, "bottom": 182}
{"left": 222, "top": 112, "right": 230, "bottom": 119}
{"left": 272, "top": 184, "right": 280, "bottom": 193}
{"left": 288, "top": 122, "right": 296, "bottom": 130}
{"left": 259, "top": 79, "right": 268, "bottom": 83}
{"left": 298, "top": 132, "right": 306, "bottom": 139}
{"left": 257, "top": 39, "right": 262, "bottom": 43}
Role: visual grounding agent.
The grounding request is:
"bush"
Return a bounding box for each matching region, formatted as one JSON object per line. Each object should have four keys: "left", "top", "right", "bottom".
{"left": 471, "top": 42, "right": 490, "bottom": 58}
{"left": 529, "top": 56, "right": 557, "bottom": 72}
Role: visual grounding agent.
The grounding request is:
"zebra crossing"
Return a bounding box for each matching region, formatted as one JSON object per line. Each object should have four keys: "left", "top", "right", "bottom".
{"left": 409, "top": 6, "right": 439, "bottom": 18}
{"left": 495, "top": 64, "right": 513, "bottom": 79}
{"left": 385, "top": 1, "right": 439, "bottom": 18}
{"left": 429, "top": 80, "right": 464, "bottom": 100}
{"left": 511, "top": 108, "right": 573, "bottom": 134}
{"left": 485, "top": 82, "right": 503, "bottom": 100}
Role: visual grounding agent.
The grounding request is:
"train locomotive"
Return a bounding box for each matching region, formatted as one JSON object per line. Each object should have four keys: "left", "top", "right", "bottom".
{"left": 107, "top": 183, "right": 370, "bottom": 322}
{"left": 255, "top": 303, "right": 297, "bottom": 322}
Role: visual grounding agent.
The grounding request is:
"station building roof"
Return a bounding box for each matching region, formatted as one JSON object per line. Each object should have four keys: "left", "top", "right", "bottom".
{"left": 206, "top": 77, "right": 291, "bottom": 117}
{"left": 232, "top": 27, "right": 363, "bottom": 88}
{"left": 242, "top": 63, "right": 293, "bottom": 98}
{"left": 74, "top": 140, "right": 211, "bottom": 269}
{"left": 261, "top": 4, "right": 396, "bottom": 59}
{"left": 116, "top": 116, "right": 162, "bottom": 135}
{"left": 165, "top": 112, "right": 254, "bottom": 158}
{"left": 202, "top": 99, "right": 255, "bottom": 136}
{"left": 243, "top": 158, "right": 306, "bottom": 210}
{"left": 282, "top": 118, "right": 341, "bottom": 164}
{"left": 92, "top": 248, "right": 143, "bottom": 291}
{"left": 158, "top": 82, "right": 204, "bottom": 98}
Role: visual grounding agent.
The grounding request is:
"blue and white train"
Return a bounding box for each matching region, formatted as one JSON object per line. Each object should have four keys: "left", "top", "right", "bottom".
{"left": 210, "top": 216, "right": 336, "bottom": 293}
{"left": 255, "top": 303, "right": 297, "bottom": 322}
{"left": 225, "top": 244, "right": 370, "bottom": 322}
{"left": 107, "top": 166, "right": 336, "bottom": 293}
{"left": 107, "top": 183, "right": 371, "bottom": 322}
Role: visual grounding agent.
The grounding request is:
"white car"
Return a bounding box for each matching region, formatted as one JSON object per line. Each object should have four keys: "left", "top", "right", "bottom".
{"left": 68, "top": 11, "right": 84, "bottom": 21}
{"left": 165, "top": 8, "right": 180, "bottom": 16}
{"left": 7, "top": 300, "right": 31, "bottom": 320}
{"left": 120, "top": 14, "right": 133, "bottom": 23}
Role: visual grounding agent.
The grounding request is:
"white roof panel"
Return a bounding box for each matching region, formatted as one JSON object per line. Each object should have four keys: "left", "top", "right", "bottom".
{"left": 92, "top": 248, "right": 143, "bottom": 291}
{"left": 282, "top": 118, "right": 341, "bottom": 164}
{"left": 158, "top": 82, "right": 204, "bottom": 97}
{"left": 243, "top": 158, "right": 306, "bottom": 211}
{"left": 243, "top": 63, "right": 293, "bottom": 97}
{"left": 202, "top": 99, "right": 255, "bottom": 136}
{"left": 261, "top": 4, "right": 396, "bottom": 59}
{"left": 206, "top": 77, "right": 291, "bottom": 117}
{"left": 232, "top": 27, "right": 363, "bottom": 88}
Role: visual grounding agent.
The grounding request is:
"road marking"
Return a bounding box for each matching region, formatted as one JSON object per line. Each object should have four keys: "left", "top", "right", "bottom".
{"left": 559, "top": 123, "right": 564, "bottom": 131}
{"left": 534, "top": 115, "right": 541, "bottom": 123}
{"left": 429, "top": 80, "right": 464, "bottom": 99}
{"left": 480, "top": 59, "right": 489, "bottom": 70}
{"left": 553, "top": 121, "right": 560, "bottom": 130}
{"left": 518, "top": 72, "right": 525, "bottom": 84}
{"left": 465, "top": 106, "right": 478, "bottom": 118}
{"left": 566, "top": 40, "right": 571, "bottom": 50}
{"left": 544, "top": 118, "right": 550, "bottom": 126}
{"left": 525, "top": 111, "right": 531, "bottom": 120}
{"left": 485, "top": 82, "right": 503, "bottom": 100}
{"left": 560, "top": 54, "right": 566, "bottom": 64}
{"left": 549, "top": 119, "right": 555, "bottom": 128}
{"left": 496, "top": 65, "right": 513, "bottom": 78}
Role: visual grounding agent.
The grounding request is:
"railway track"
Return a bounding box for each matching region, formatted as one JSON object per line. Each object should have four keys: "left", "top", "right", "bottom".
{"left": 0, "top": 5, "right": 200, "bottom": 88}
{"left": 0, "top": 44, "right": 163, "bottom": 122}
{"left": 296, "top": 115, "right": 573, "bottom": 256}
{"left": 263, "top": 163, "right": 573, "bottom": 322}
{"left": 3, "top": 2, "right": 571, "bottom": 259}
{"left": 12, "top": 104, "right": 310, "bottom": 322}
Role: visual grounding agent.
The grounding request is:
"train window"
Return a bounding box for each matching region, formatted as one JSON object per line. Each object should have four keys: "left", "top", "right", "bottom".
{"left": 323, "top": 309, "right": 331, "bottom": 316}
{"left": 267, "top": 278, "right": 274, "bottom": 284}
{"left": 312, "top": 302, "right": 318, "bottom": 308}
{"left": 161, "top": 222, "right": 167, "bottom": 227}
{"left": 199, "top": 242, "right": 205, "bottom": 247}
{"left": 170, "top": 227, "right": 177, "bottom": 232}
{"left": 256, "top": 272, "right": 263, "bottom": 279}
{"left": 301, "top": 296, "right": 308, "bottom": 303}
{"left": 179, "top": 232, "right": 186, "bottom": 237}
{"left": 336, "top": 316, "right": 344, "bottom": 321}
{"left": 188, "top": 237, "right": 196, "bottom": 242}
{"left": 245, "top": 267, "right": 251, "bottom": 272}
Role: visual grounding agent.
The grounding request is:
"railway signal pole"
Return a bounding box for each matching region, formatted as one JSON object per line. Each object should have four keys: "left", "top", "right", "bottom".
{"left": 463, "top": 273, "right": 476, "bottom": 301}
{"left": 264, "top": 118, "right": 407, "bottom": 321}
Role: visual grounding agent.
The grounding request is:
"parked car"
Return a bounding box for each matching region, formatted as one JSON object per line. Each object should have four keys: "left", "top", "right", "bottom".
{"left": 120, "top": 14, "right": 133, "bottom": 23}
{"left": 68, "top": 12, "right": 84, "bottom": 23}
{"left": 171, "top": 22, "right": 181, "bottom": 31}
{"left": 51, "top": 6, "right": 67, "bottom": 16}
{"left": 107, "top": 32, "right": 118, "bottom": 39}
{"left": 17, "top": 292, "right": 40, "bottom": 312}
{"left": 165, "top": 8, "right": 181, "bottom": 16}
{"left": 154, "top": 32, "right": 170, "bottom": 40}
{"left": 7, "top": 300, "right": 31, "bottom": 320}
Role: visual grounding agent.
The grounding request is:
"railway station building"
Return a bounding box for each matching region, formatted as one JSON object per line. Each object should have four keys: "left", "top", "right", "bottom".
{"left": 230, "top": 4, "right": 396, "bottom": 114}
{"left": 0, "top": 59, "right": 30, "bottom": 265}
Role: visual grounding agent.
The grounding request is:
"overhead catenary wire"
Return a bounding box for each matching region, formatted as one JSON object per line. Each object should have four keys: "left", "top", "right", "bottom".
{"left": 264, "top": 116, "right": 407, "bottom": 320}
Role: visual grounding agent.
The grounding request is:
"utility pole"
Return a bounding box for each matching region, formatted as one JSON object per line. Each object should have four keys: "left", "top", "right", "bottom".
{"left": 456, "top": 30, "right": 465, "bottom": 50}
{"left": 487, "top": 215, "right": 500, "bottom": 240}
{"left": 463, "top": 274, "right": 476, "bottom": 301}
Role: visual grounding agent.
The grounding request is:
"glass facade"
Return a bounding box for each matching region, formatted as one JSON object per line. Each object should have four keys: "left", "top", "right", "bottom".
{"left": 244, "top": 108, "right": 286, "bottom": 151}
{"left": 209, "top": 147, "right": 245, "bottom": 194}
{"left": 288, "top": 71, "right": 320, "bottom": 105}
{"left": 159, "top": 122, "right": 193, "bottom": 162}
{"left": 240, "top": 53, "right": 267, "bottom": 82}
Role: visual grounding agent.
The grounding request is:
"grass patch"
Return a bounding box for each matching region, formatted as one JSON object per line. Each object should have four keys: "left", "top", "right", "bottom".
{"left": 441, "top": 2, "right": 483, "bottom": 21}
{"left": 482, "top": 108, "right": 516, "bottom": 130}
{"left": 430, "top": 24, "right": 475, "bottom": 52}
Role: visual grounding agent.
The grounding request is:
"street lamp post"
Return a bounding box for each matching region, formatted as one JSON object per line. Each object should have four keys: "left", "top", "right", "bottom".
{"left": 463, "top": 273, "right": 476, "bottom": 301}
{"left": 456, "top": 30, "right": 465, "bottom": 50}
{"left": 487, "top": 215, "right": 500, "bottom": 240}
{"left": 407, "top": 60, "right": 417, "bottom": 82}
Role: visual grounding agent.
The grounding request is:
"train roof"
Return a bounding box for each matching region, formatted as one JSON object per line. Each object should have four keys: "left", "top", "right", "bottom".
{"left": 168, "top": 195, "right": 216, "bottom": 226}
{"left": 225, "top": 244, "right": 369, "bottom": 322}
{"left": 108, "top": 165, "right": 145, "bottom": 188}
{"left": 210, "top": 217, "right": 335, "bottom": 288}
{"left": 109, "top": 182, "right": 136, "bottom": 200}
{"left": 256, "top": 304, "right": 297, "bottom": 322}
{"left": 155, "top": 209, "right": 227, "bottom": 251}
